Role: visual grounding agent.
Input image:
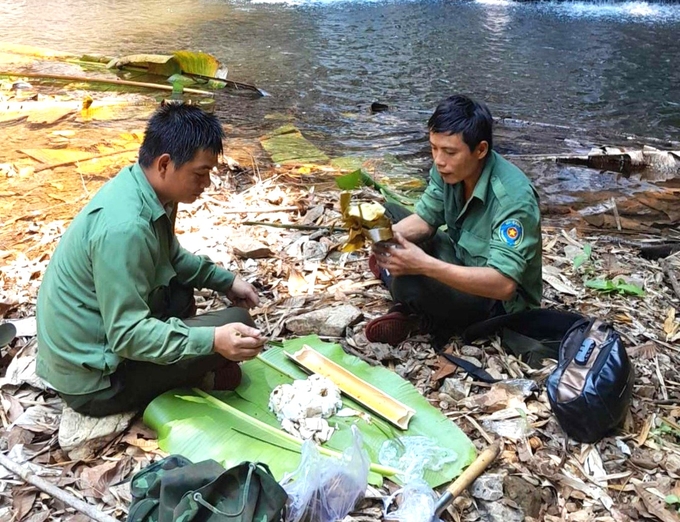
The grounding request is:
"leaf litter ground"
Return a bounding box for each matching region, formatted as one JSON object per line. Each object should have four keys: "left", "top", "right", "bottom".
{"left": 1, "top": 81, "right": 680, "bottom": 522}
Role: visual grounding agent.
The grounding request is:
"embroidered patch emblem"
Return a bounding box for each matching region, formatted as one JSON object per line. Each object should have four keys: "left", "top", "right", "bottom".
{"left": 499, "top": 219, "right": 523, "bottom": 247}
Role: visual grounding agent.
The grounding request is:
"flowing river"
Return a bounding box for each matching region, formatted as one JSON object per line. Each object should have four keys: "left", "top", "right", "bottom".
{"left": 2, "top": 0, "right": 679, "bottom": 215}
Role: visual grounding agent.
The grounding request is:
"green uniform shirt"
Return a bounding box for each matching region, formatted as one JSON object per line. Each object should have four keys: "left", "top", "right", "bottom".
{"left": 36, "top": 163, "right": 236, "bottom": 395}
{"left": 415, "top": 150, "right": 542, "bottom": 313}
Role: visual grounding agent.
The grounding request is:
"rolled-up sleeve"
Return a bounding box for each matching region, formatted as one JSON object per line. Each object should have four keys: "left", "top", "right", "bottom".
{"left": 171, "top": 236, "right": 235, "bottom": 292}
{"left": 91, "top": 224, "right": 215, "bottom": 364}
{"left": 415, "top": 166, "right": 446, "bottom": 228}
{"left": 487, "top": 203, "right": 540, "bottom": 284}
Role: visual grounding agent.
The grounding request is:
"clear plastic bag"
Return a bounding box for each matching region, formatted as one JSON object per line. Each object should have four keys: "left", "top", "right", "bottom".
{"left": 281, "top": 425, "right": 370, "bottom": 522}
{"left": 383, "top": 479, "right": 440, "bottom": 522}
{"left": 379, "top": 436, "right": 458, "bottom": 483}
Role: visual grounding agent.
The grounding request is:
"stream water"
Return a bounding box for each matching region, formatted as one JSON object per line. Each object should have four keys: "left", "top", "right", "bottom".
{"left": 2, "top": 0, "right": 679, "bottom": 214}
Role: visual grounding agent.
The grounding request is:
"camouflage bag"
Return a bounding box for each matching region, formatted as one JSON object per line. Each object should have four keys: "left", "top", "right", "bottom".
{"left": 127, "top": 455, "right": 287, "bottom": 522}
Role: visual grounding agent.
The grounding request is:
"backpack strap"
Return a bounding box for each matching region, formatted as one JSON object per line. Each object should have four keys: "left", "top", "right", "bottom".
{"left": 442, "top": 354, "right": 501, "bottom": 384}
{"left": 461, "top": 309, "right": 585, "bottom": 370}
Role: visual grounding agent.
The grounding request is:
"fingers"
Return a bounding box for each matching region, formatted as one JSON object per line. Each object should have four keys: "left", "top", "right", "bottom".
{"left": 393, "top": 232, "right": 408, "bottom": 247}
{"left": 231, "top": 322, "right": 263, "bottom": 338}
{"left": 228, "top": 345, "right": 263, "bottom": 362}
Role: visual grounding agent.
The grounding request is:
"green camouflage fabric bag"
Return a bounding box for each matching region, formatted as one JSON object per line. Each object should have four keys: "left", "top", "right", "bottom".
{"left": 129, "top": 455, "right": 193, "bottom": 522}
{"left": 127, "top": 455, "right": 287, "bottom": 522}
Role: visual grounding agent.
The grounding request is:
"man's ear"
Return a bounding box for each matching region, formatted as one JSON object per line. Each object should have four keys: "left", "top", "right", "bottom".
{"left": 475, "top": 141, "right": 489, "bottom": 160}
{"left": 156, "top": 154, "right": 172, "bottom": 179}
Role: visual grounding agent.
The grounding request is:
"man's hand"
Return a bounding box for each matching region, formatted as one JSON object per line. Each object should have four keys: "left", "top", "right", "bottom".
{"left": 226, "top": 276, "right": 259, "bottom": 309}
{"left": 213, "top": 322, "right": 267, "bottom": 362}
{"left": 374, "top": 232, "right": 433, "bottom": 277}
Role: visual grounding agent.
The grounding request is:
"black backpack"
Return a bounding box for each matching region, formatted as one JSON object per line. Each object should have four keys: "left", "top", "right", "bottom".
{"left": 454, "top": 309, "right": 634, "bottom": 443}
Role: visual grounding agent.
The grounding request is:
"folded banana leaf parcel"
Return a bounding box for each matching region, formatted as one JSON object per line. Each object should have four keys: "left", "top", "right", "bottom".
{"left": 143, "top": 335, "right": 476, "bottom": 488}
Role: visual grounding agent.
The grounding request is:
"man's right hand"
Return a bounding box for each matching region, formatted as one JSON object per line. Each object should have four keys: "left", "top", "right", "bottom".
{"left": 213, "top": 323, "right": 267, "bottom": 362}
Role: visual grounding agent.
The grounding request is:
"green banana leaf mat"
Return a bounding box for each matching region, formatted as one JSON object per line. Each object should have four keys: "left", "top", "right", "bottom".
{"left": 143, "top": 335, "right": 476, "bottom": 487}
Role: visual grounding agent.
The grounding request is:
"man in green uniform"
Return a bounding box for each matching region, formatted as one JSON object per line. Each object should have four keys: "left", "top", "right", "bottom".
{"left": 366, "top": 95, "right": 542, "bottom": 346}
{"left": 36, "top": 103, "right": 266, "bottom": 417}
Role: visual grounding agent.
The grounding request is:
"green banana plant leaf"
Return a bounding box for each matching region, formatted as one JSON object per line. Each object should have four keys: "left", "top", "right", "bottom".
{"left": 259, "top": 125, "right": 330, "bottom": 165}
{"left": 144, "top": 335, "right": 476, "bottom": 488}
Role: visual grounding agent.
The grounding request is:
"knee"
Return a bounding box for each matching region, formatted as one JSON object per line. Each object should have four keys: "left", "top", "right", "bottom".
{"left": 229, "top": 307, "right": 256, "bottom": 328}
{"left": 391, "top": 275, "right": 426, "bottom": 305}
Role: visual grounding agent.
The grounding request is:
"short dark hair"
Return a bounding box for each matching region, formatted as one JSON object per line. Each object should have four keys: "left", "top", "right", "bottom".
{"left": 139, "top": 103, "right": 225, "bottom": 168}
{"left": 428, "top": 95, "right": 493, "bottom": 152}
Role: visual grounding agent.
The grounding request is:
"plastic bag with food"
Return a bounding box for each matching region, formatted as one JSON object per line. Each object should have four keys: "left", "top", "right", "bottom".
{"left": 281, "top": 425, "right": 370, "bottom": 522}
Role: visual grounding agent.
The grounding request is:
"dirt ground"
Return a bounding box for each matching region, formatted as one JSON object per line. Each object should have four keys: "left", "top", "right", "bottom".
{"left": 1, "top": 77, "right": 680, "bottom": 522}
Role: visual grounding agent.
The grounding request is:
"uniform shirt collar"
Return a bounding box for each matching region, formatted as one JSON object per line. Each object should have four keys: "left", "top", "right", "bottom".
{"left": 130, "top": 162, "right": 168, "bottom": 221}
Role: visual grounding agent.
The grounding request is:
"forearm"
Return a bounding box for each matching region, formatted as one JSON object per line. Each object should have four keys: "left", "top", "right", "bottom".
{"left": 172, "top": 243, "right": 234, "bottom": 291}
{"left": 392, "top": 214, "right": 436, "bottom": 244}
{"left": 110, "top": 316, "right": 216, "bottom": 363}
{"left": 426, "top": 257, "right": 517, "bottom": 301}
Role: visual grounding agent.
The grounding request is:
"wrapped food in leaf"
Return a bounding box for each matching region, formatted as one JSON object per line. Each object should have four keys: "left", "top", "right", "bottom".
{"left": 339, "top": 191, "right": 393, "bottom": 252}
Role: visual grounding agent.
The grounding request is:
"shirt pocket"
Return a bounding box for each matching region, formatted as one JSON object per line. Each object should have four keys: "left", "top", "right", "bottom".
{"left": 456, "top": 229, "right": 490, "bottom": 267}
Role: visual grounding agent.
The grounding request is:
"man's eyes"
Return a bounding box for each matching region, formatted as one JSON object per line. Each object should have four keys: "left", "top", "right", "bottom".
{"left": 432, "top": 147, "right": 457, "bottom": 156}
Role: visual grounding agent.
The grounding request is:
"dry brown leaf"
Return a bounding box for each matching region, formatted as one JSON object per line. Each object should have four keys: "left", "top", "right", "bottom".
{"left": 433, "top": 346, "right": 458, "bottom": 381}
{"left": 12, "top": 488, "right": 37, "bottom": 521}
{"left": 634, "top": 485, "right": 680, "bottom": 522}
{"left": 22, "top": 512, "right": 50, "bottom": 522}
{"left": 664, "top": 308, "right": 678, "bottom": 339}
{"left": 78, "top": 458, "right": 131, "bottom": 499}
{"left": 286, "top": 268, "right": 308, "bottom": 296}
{"left": 627, "top": 342, "right": 657, "bottom": 360}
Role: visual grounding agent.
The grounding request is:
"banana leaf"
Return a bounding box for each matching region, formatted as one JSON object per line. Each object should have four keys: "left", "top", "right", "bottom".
{"left": 144, "top": 335, "right": 476, "bottom": 488}
{"left": 259, "top": 125, "right": 329, "bottom": 165}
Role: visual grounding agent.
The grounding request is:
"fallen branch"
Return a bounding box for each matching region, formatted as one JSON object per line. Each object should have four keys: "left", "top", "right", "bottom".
{"left": 31, "top": 148, "right": 138, "bottom": 173}
{"left": 243, "top": 220, "right": 348, "bottom": 232}
{"left": 0, "top": 452, "right": 120, "bottom": 522}
{"left": 203, "top": 197, "right": 298, "bottom": 214}
{"left": 0, "top": 71, "right": 214, "bottom": 96}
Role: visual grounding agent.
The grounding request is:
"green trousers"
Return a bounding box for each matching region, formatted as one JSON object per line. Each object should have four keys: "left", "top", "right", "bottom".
{"left": 61, "top": 281, "right": 254, "bottom": 417}
{"left": 383, "top": 203, "right": 504, "bottom": 342}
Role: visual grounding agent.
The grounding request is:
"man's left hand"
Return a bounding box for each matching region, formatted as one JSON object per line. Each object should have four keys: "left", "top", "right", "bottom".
{"left": 374, "top": 232, "right": 431, "bottom": 277}
{"left": 226, "top": 276, "right": 260, "bottom": 309}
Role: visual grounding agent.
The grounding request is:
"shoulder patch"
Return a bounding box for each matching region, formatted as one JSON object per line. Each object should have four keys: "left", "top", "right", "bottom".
{"left": 499, "top": 219, "right": 523, "bottom": 247}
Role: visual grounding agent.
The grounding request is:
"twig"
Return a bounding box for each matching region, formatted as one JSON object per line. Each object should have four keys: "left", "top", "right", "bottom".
{"left": 243, "top": 221, "right": 347, "bottom": 232}
{"left": 463, "top": 414, "right": 494, "bottom": 445}
{"left": 610, "top": 197, "right": 622, "bottom": 232}
{"left": 661, "top": 259, "right": 680, "bottom": 301}
{"left": 203, "top": 197, "right": 298, "bottom": 214}
{"left": 0, "top": 452, "right": 120, "bottom": 522}
{"left": 1, "top": 71, "right": 213, "bottom": 96}
{"left": 1, "top": 195, "right": 88, "bottom": 228}
{"left": 655, "top": 356, "right": 669, "bottom": 401}
{"left": 31, "top": 148, "right": 138, "bottom": 173}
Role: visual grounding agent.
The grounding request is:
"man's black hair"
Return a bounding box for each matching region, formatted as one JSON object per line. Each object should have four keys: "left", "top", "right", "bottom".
{"left": 139, "top": 103, "right": 225, "bottom": 168}
{"left": 428, "top": 95, "right": 493, "bottom": 152}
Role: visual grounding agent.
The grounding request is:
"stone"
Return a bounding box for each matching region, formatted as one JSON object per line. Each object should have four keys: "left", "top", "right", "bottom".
{"left": 665, "top": 453, "right": 680, "bottom": 477}
{"left": 232, "top": 237, "right": 272, "bottom": 259}
{"left": 286, "top": 304, "right": 362, "bottom": 337}
{"left": 477, "top": 500, "right": 524, "bottom": 522}
{"left": 461, "top": 345, "right": 484, "bottom": 359}
{"left": 471, "top": 473, "right": 505, "bottom": 501}
{"left": 504, "top": 475, "right": 542, "bottom": 518}
{"left": 58, "top": 407, "right": 136, "bottom": 461}
{"left": 302, "top": 240, "right": 328, "bottom": 261}
{"left": 440, "top": 377, "right": 469, "bottom": 401}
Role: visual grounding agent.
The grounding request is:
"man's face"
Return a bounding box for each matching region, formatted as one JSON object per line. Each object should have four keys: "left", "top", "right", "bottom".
{"left": 429, "top": 132, "right": 488, "bottom": 185}
{"left": 163, "top": 149, "right": 218, "bottom": 204}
